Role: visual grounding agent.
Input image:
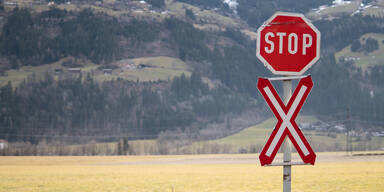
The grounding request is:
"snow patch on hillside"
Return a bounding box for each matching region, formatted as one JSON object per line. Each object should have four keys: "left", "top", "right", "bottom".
{"left": 223, "top": 0, "right": 238, "bottom": 14}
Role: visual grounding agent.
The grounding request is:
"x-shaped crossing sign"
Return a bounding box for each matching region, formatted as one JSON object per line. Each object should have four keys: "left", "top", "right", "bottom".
{"left": 257, "top": 76, "right": 316, "bottom": 166}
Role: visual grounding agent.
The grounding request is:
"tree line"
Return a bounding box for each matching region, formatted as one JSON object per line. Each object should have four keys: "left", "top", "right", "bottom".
{"left": 0, "top": 8, "right": 161, "bottom": 69}
{"left": 0, "top": 71, "right": 253, "bottom": 143}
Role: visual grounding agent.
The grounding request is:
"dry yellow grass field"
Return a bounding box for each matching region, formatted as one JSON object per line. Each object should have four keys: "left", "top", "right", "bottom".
{"left": 0, "top": 152, "right": 383, "bottom": 192}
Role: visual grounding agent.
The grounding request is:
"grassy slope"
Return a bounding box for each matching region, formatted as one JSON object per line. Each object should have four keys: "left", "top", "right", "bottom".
{"left": 184, "top": 116, "right": 317, "bottom": 151}
{"left": 5, "top": 0, "right": 239, "bottom": 28}
{"left": 320, "top": 2, "right": 359, "bottom": 15}
{"left": 363, "top": 1, "right": 384, "bottom": 17}
{"left": 213, "top": 116, "right": 318, "bottom": 147}
{"left": 0, "top": 56, "right": 191, "bottom": 86}
{"left": 335, "top": 33, "right": 384, "bottom": 69}
{"left": 182, "top": 116, "right": 384, "bottom": 153}
{"left": 307, "top": 1, "right": 384, "bottom": 19}
{"left": 307, "top": 2, "right": 360, "bottom": 20}
{"left": 166, "top": 0, "right": 239, "bottom": 29}
{"left": 0, "top": 57, "right": 98, "bottom": 87}
{"left": 96, "top": 56, "right": 191, "bottom": 82}
{"left": 363, "top": 6, "right": 384, "bottom": 17}
{"left": 1, "top": 0, "right": 240, "bottom": 86}
{"left": 4, "top": 0, "right": 142, "bottom": 17}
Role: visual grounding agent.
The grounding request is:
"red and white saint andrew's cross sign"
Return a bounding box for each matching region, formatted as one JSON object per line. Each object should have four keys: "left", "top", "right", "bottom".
{"left": 257, "top": 76, "right": 316, "bottom": 166}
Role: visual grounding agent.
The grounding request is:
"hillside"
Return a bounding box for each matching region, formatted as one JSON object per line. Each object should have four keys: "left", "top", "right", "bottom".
{"left": 336, "top": 33, "right": 384, "bottom": 69}
{"left": 0, "top": 56, "right": 191, "bottom": 86}
{"left": 307, "top": 0, "right": 384, "bottom": 20}
{"left": 0, "top": 0, "right": 383, "bottom": 149}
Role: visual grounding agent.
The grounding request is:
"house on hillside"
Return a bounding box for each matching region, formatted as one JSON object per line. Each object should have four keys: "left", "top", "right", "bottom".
{"left": 47, "top": 1, "right": 56, "bottom": 7}
{"left": 4, "top": 2, "right": 17, "bottom": 6}
{"left": 0, "top": 139, "right": 8, "bottom": 150}
{"left": 103, "top": 68, "right": 113, "bottom": 75}
{"left": 299, "top": 123, "right": 313, "bottom": 130}
{"left": 138, "top": 64, "right": 150, "bottom": 69}
{"left": 55, "top": 68, "right": 63, "bottom": 75}
{"left": 68, "top": 68, "right": 81, "bottom": 74}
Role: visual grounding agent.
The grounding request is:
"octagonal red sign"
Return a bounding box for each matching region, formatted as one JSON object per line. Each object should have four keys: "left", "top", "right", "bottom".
{"left": 256, "top": 12, "right": 320, "bottom": 75}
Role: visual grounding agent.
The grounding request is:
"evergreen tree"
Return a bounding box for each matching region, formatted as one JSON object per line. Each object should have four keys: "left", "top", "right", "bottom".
{"left": 351, "top": 39, "right": 361, "bottom": 52}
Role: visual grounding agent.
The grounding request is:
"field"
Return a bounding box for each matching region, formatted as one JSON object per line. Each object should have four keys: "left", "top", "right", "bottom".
{"left": 0, "top": 153, "right": 383, "bottom": 192}
{"left": 0, "top": 57, "right": 98, "bottom": 87}
{"left": 107, "top": 56, "right": 191, "bottom": 82}
{"left": 335, "top": 33, "right": 384, "bottom": 69}
{"left": 0, "top": 56, "right": 191, "bottom": 87}
{"left": 213, "top": 116, "right": 318, "bottom": 147}
{"left": 181, "top": 116, "right": 384, "bottom": 153}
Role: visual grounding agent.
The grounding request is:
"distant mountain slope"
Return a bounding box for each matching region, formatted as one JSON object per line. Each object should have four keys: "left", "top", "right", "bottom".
{"left": 0, "top": 0, "right": 384, "bottom": 144}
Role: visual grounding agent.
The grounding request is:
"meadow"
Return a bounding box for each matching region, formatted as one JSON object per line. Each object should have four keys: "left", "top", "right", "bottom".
{"left": 0, "top": 152, "right": 383, "bottom": 192}
{"left": 0, "top": 57, "right": 99, "bottom": 87}
{"left": 113, "top": 56, "right": 191, "bottom": 82}
{"left": 335, "top": 33, "right": 384, "bottom": 70}
{"left": 0, "top": 56, "right": 191, "bottom": 87}
{"left": 180, "top": 116, "right": 384, "bottom": 154}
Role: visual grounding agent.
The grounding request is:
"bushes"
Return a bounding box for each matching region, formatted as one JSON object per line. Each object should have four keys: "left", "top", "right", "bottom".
{"left": 364, "top": 38, "right": 379, "bottom": 53}
{"left": 351, "top": 37, "right": 378, "bottom": 53}
{"left": 185, "top": 9, "right": 195, "bottom": 20}
{"left": 351, "top": 39, "right": 362, "bottom": 52}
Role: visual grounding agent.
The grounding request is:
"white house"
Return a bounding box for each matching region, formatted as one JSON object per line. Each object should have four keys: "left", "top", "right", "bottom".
{"left": 0, "top": 140, "right": 8, "bottom": 150}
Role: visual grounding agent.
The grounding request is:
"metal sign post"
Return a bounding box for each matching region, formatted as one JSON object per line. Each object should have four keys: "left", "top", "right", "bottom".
{"left": 283, "top": 79, "right": 292, "bottom": 192}
{"left": 256, "top": 12, "right": 320, "bottom": 192}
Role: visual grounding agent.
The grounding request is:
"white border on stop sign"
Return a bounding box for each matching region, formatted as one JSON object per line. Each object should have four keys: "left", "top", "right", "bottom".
{"left": 256, "top": 12, "right": 321, "bottom": 76}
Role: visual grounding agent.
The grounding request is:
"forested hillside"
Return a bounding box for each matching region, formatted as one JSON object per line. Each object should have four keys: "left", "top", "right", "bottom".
{"left": 0, "top": 6, "right": 258, "bottom": 142}
{"left": 0, "top": 8, "right": 159, "bottom": 68}
{"left": 308, "top": 15, "right": 384, "bottom": 121}
{"left": 0, "top": 0, "right": 383, "bottom": 146}
{"left": 1, "top": 72, "right": 251, "bottom": 143}
{"left": 238, "top": 0, "right": 333, "bottom": 27}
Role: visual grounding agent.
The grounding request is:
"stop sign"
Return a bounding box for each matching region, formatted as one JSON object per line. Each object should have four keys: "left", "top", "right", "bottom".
{"left": 256, "top": 12, "right": 320, "bottom": 75}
